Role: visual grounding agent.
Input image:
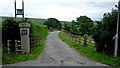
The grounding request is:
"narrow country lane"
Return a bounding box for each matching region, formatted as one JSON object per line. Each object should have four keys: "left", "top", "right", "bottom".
{"left": 4, "top": 31, "right": 108, "bottom": 66}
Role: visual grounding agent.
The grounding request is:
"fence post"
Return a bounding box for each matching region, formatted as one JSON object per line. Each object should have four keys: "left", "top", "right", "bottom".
{"left": 7, "top": 40, "right": 11, "bottom": 53}
{"left": 75, "top": 36, "right": 77, "bottom": 43}
{"left": 38, "top": 35, "right": 40, "bottom": 46}
{"left": 15, "top": 40, "right": 21, "bottom": 53}
{"left": 70, "top": 34, "right": 72, "bottom": 41}
{"left": 79, "top": 36, "right": 80, "bottom": 44}
{"left": 72, "top": 34, "right": 73, "bottom": 41}
{"left": 15, "top": 40, "right": 17, "bottom": 53}
{"left": 84, "top": 34, "right": 88, "bottom": 46}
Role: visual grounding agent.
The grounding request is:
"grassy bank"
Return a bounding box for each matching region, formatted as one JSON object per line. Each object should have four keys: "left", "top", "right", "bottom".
{"left": 2, "top": 21, "right": 48, "bottom": 64}
{"left": 2, "top": 44, "right": 44, "bottom": 64}
{"left": 58, "top": 31, "right": 120, "bottom": 67}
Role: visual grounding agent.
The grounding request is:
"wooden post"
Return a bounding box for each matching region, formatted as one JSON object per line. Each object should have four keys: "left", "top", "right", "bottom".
{"left": 79, "top": 36, "right": 80, "bottom": 44}
{"left": 7, "top": 40, "right": 10, "bottom": 53}
{"left": 14, "top": 0, "right": 16, "bottom": 18}
{"left": 22, "top": 0, "right": 24, "bottom": 18}
{"left": 74, "top": 35, "right": 75, "bottom": 42}
{"left": 77, "top": 36, "right": 79, "bottom": 44}
{"left": 75, "top": 36, "right": 77, "bottom": 43}
{"left": 84, "top": 34, "right": 88, "bottom": 46}
{"left": 38, "top": 35, "right": 40, "bottom": 46}
{"left": 72, "top": 34, "right": 73, "bottom": 41}
{"left": 15, "top": 40, "right": 21, "bottom": 53}
{"left": 70, "top": 34, "right": 71, "bottom": 40}
{"left": 15, "top": 40, "right": 18, "bottom": 53}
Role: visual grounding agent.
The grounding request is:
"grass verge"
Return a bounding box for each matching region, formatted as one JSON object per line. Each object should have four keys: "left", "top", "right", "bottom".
{"left": 2, "top": 34, "right": 48, "bottom": 64}
{"left": 0, "top": 45, "right": 1, "bottom": 65}
{"left": 49, "top": 29, "right": 59, "bottom": 32}
{"left": 58, "top": 31, "right": 120, "bottom": 67}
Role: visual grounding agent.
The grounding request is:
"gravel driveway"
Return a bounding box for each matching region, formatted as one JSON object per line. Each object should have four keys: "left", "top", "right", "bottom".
{"left": 4, "top": 31, "right": 108, "bottom": 66}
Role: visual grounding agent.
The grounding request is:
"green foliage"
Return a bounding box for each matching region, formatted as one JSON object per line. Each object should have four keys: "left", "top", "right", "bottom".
{"left": 77, "top": 16, "right": 93, "bottom": 23}
{"left": 63, "top": 22, "right": 71, "bottom": 32}
{"left": 2, "top": 19, "right": 48, "bottom": 64}
{"left": 2, "top": 44, "right": 44, "bottom": 64}
{"left": 63, "top": 16, "right": 94, "bottom": 35}
{"left": 2, "top": 18, "right": 23, "bottom": 50}
{"left": 29, "top": 21, "right": 48, "bottom": 46}
{"left": 92, "top": 8, "right": 120, "bottom": 56}
{"left": 2, "top": 17, "right": 46, "bottom": 25}
{"left": 58, "top": 32, "right": 120, "bottom": 67}
{"left": 43, "top": 18, "right": 62, "bottom": 30}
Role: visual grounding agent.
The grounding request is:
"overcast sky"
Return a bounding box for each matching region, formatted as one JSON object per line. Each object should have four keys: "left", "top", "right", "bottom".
{"left": 0, "top": 0, "right": 118, "bottom": 21}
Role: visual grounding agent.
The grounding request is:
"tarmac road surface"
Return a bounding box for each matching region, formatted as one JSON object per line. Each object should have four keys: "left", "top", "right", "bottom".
{"left": 4, "top": 31, "right": 108, "bottom": 66}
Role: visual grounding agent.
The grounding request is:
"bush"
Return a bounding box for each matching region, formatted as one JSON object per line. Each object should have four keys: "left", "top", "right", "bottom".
{"left": 92, "top": 9, "right": 120, "bottom": 56}
{"left": 29, "top": 21, "right": 48, "bottom": 40}
{"left": 2, "top": 19, "right": 48, "bottom": 64}
{"left": 2, "top": 18, "right": 21, "bottom": 44}
{"left": 2, "top": 18, "right": 24, "bottom": 52}
{"left": 2, "top": 18, "right": 48, "bottom": 52}
{"left": 63, "top": 16, "right": 94, "bottom": 36}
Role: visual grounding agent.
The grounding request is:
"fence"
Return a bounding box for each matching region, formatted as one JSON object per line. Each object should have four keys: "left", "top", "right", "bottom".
{"left": 30, "top": 34, "right": 40, "bottom": 50}
{"left": 61, "top": 31, "right": 95, "bottom": 48}
{"left": 15, "top": 40, "right": 21, "bottom": 53}
{"left": 7, "top": 40, "right": 21, "bottom": 53}
{"left": 7, "top": 34, "right": 40, "bottom": 53}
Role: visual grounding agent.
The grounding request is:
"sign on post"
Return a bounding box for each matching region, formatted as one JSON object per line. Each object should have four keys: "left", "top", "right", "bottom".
{"left": 16, "top": 9, "right": 24, "bottom": 15}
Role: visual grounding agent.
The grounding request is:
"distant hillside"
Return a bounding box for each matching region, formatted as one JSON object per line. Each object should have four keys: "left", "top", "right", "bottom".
{"left": 28, "top": 18, "right": 46, "bottom": 25}
{"left": 1, "top": 16, "right": 47, "bottom": 25}
{"left": 1, "top": 16, "right": 68, "bottom": 25}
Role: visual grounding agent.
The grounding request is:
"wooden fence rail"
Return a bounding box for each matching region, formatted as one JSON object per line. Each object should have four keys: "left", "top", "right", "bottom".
{"left": 15, "top": 40, "right": 21, "bottom": 53}
{"left": 30, "top": 34, "right": 40, "bottom": 50}
{"left": 7, "top": 40, "right": 21, "bottom": 53}
{"left": 61, "top": 31, "right": 95, "bottom": 47}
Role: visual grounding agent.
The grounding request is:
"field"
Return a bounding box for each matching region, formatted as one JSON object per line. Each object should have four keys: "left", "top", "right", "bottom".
{"left": 1, "top": 16, "right": 67, "bottom": 25}
{"left": 1, "top": 16, "right": 46, "bottom": 25}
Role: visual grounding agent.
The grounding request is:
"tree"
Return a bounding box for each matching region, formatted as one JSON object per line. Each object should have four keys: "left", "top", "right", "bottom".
{"left": 43, "top": 18, "right": 62, "bottom": 30}
{"left": 63, "top": 16, "right": 94, "bottom": 36}
{"left": 76, "top": 16, "right": 94, "bottom": 35}
{"left": 92, "top": 8, "right": 120, "bottom": 56}
{"left": 77, "top": 16, "right": 93, "bottom": 23}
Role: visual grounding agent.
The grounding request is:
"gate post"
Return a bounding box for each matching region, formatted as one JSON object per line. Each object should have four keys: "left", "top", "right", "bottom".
{"left": 19, "top": 22, "right": 30, "bottom": 54}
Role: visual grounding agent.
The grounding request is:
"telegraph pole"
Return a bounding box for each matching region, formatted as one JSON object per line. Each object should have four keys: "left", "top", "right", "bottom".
{"left": 14, "top": 0, "right": 24, "bottom": 19}
{"left": 22, "top": 0, "right": 24, "bottom": 18}
{"left": 118, "top": 0, "right": 120, "bottom": 57}
{"left": 114, "top": 0, "right": 120, "bottom": 57}
{"left": 15, "top": 0, "right": 16, "bottom": 18}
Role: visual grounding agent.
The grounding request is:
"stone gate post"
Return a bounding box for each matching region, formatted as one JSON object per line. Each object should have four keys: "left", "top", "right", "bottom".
{"left": 19, "top": 22, "right": 30, "bottom": 54}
